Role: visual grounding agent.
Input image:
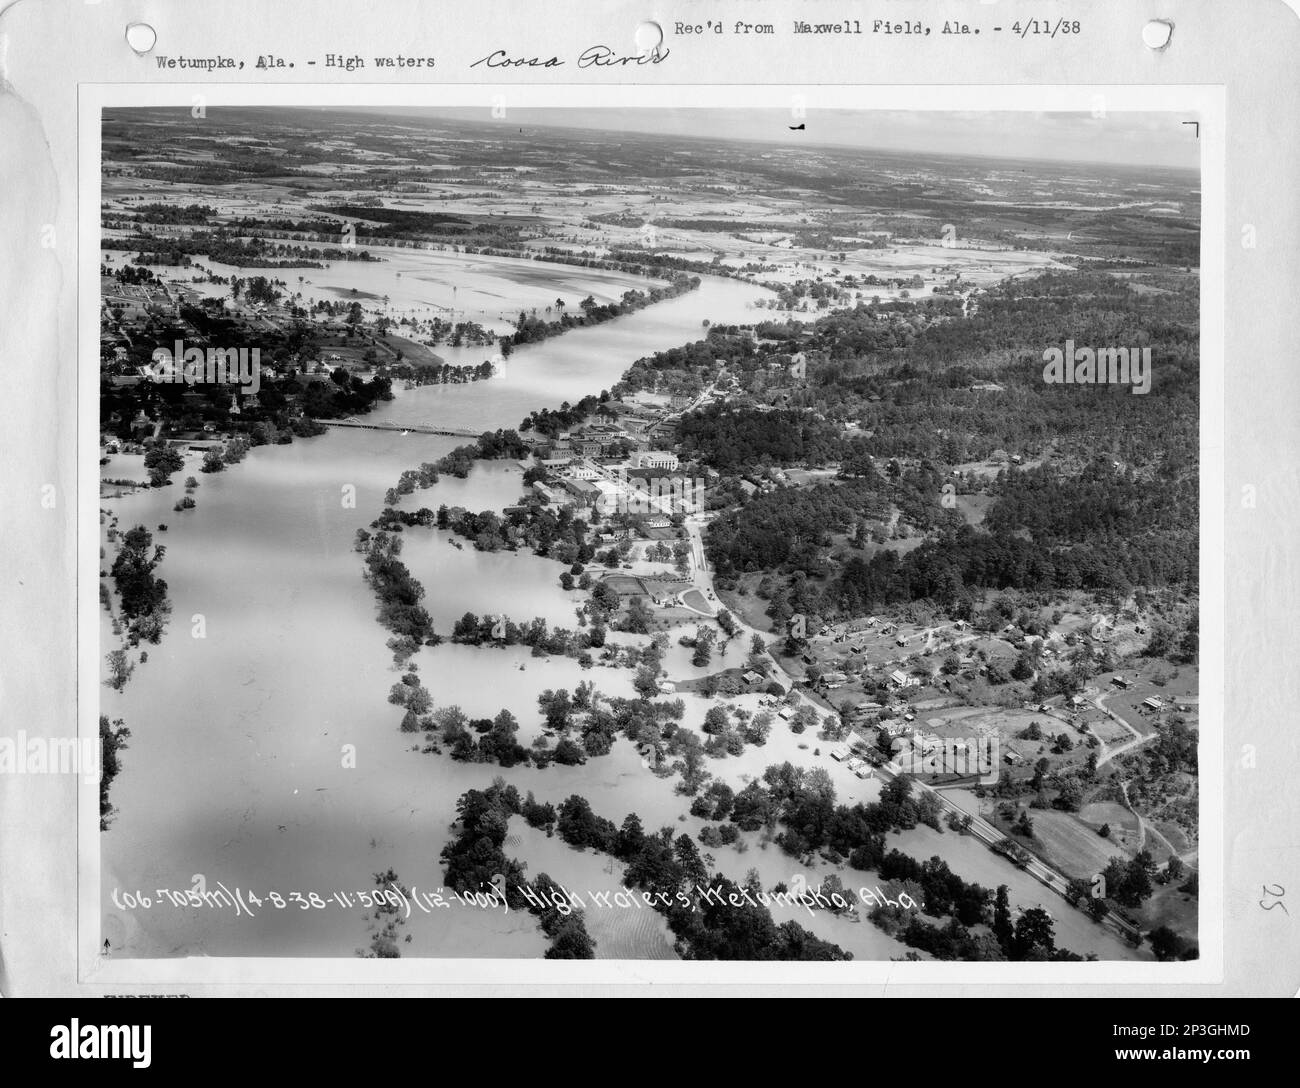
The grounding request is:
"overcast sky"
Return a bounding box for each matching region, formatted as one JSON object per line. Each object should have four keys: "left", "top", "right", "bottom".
{"left": 372, "top": 107, "right": 1199, "bottom": 171}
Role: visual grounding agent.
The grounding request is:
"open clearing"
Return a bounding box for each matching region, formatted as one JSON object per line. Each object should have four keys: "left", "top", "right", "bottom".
{"left": 1025, "top": 810, "right": 1130, "bottom": 881}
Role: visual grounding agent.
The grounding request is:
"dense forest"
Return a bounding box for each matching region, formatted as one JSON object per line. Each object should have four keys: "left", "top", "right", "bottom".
{"left": 799, "top": 271, "right": 1198, "bottom": 464}
{"left": 695, "top": 271, "right": 1198, "bottom": 620}
{"left": 834, "top": 523, "right": 1196, "bottom": 616}
{"left": 677, "top": 405, "right": 844, "bottom": 472}
{"left": 706, "top": 480, "right": 875, "bottom": 578}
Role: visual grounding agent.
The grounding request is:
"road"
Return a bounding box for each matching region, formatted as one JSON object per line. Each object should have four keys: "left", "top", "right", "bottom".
{"left": 663, "top": 377, "right": 720, "bottom": 422}
{"left": 1092, "top": 687, "right": 1158, "bottom": 768}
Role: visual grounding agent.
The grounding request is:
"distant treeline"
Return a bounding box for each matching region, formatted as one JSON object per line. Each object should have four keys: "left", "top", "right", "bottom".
{"left": 126, "top": 203, "right": 215, "bottom": 225}
{"left": 390, "top": 359, "right": 496, "bottom": 387}
{"left": 102, "top": 233, "right": 377, "bottom": 268}
{"left": 311, "top": 204, "right": 474, "bottom": 233}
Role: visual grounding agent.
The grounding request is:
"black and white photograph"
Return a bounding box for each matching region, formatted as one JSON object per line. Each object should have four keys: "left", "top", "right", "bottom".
{"left": 11, "top": 0, "right": 1300, "bottom": 1044}
{"left": 91, "top": 101, "right": 1205, "bottom": 966}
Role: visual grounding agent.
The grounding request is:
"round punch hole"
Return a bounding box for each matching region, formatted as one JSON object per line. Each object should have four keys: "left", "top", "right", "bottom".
{"left": 635, "top": 21, "right": 664, "bottom": 58}
{"left": 125, "top": 23, "right": 157, "bottom": 55}
{"left": 1142, "top": 20, "right": 1173, "bottom": 51}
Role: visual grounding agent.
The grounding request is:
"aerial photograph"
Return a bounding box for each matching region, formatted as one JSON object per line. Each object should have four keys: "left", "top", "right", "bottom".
{"left": 95, "top": 105, "right": 1201, "bottom": 963}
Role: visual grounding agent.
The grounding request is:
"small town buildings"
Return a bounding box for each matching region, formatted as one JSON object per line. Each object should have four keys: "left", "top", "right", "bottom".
{"left": 563, "top": 478, "right": 603, "bottom": 507}
{"left": 618, "top": 415, "right": 655, "bottom": 436}
{"left": 629, "top": 450, "right": 679, "bottom": 471}
{"left": 648, "top": 421, "right": 677, "bottom": 443}
{"left": 532, "top": 482, "right": 573, "bottom": 508}
{"left": 625, "top": 390, "right": 672, "bottom": 410}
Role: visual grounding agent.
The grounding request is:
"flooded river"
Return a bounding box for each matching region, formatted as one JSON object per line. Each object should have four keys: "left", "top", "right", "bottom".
{"left": 99, "top": 264, "right": 1138, "bottom": 961}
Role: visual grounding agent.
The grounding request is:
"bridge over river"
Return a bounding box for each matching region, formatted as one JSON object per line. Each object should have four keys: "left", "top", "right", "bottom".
{"left": 315, "top": 417, "right": 481, "bottom": 438}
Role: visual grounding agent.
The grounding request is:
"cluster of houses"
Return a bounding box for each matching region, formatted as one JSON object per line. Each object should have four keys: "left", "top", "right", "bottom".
{"left": 1109, "top": 675, "right": 1174, "bottom": 717}
{"left": 532, "top": 399, "right": 693, "bottom": 462}
{"left": 828, "top": 745, "right": 876, "bottom": 779}
{"left": 531, "top": 442, "right": 697, "bottom": 524}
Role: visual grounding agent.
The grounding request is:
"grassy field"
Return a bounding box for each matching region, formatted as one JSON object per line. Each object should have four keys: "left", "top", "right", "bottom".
{"left": 1153, "top": 820, "right": 1192, "bottom": 855}
{"left": 716, "top": 579, "right": 777, "bottom": 634}
{"left": 1024, "top": 809, "right": 1131, "bottom": 881}
{"left": 1076, "top": 801, "right": 1142, "bottom": 855}
{"left": 1080, "top": 711, "right": 1132, "bottom": 745}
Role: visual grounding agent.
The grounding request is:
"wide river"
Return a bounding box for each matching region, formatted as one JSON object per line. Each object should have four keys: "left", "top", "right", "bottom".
{"left": 100, "top": 268, "right": 1140, "bottom": 962}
